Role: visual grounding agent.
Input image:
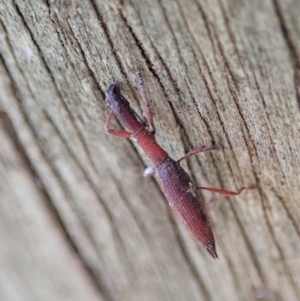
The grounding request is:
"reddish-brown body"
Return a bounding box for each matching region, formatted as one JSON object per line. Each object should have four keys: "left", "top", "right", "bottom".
{"left": 105, "top": 79, "right": 246, "bottom": 259}
{"left": 105, "top": 83, "right": 217, "bottom": 258}
{"left": 155, "top": 158, "right": 216, "bottom": 257}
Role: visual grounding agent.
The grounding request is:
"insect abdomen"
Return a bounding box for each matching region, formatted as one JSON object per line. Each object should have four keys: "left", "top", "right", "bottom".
{"left": 155, "top": 158, "right": 217, "bottom": 258}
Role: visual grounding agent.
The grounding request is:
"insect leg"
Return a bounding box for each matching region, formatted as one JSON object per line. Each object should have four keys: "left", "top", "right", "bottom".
{"left": 136, "top": 70, "right": 156, "bottom": 133}
{"left": 143, "top": 166, "right": 155, "bottom": 177}
{"left": 177, "top": 145, "right": 219, "bottom": 162}
{"left": 105, "top": 111, "right": 132, "bottom": 138}
{"left": 197, "top": 186, "right": 246, "bottom": 196}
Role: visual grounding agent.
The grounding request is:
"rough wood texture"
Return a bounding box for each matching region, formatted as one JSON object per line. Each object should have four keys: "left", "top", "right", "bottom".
{"left": 0, "top": 0, "right": 299, "bottom": 300}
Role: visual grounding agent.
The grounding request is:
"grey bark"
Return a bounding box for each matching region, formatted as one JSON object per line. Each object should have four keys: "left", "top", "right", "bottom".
{"left": 0, "top": 0, "right": 300, "bottom": 300}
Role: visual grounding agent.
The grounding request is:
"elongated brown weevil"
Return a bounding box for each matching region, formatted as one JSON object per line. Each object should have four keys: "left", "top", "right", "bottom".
{"left": 105, "top": 72, "right": 246, "bottom": 258}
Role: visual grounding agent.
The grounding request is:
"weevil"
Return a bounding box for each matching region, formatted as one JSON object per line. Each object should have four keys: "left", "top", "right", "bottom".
{"left": 105, "top": 72, "right": 246, "bottom": 259}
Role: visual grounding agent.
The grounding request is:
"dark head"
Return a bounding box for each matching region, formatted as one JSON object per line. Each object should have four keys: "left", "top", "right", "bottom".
{"left": 105, "top": 83, "right": 129, "bottom": 110}
{"left": 106, "top": 83, "right": 118, "bottom": 98}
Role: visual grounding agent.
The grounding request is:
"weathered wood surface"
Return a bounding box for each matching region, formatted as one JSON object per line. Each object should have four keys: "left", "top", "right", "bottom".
{"left": 0, "top": 0, "right": 300, "bottom": 300}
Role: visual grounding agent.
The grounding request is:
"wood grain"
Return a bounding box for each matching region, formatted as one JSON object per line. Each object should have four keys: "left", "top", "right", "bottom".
{"left": 0, "top": 0, "right": 300, "bottom": 300}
